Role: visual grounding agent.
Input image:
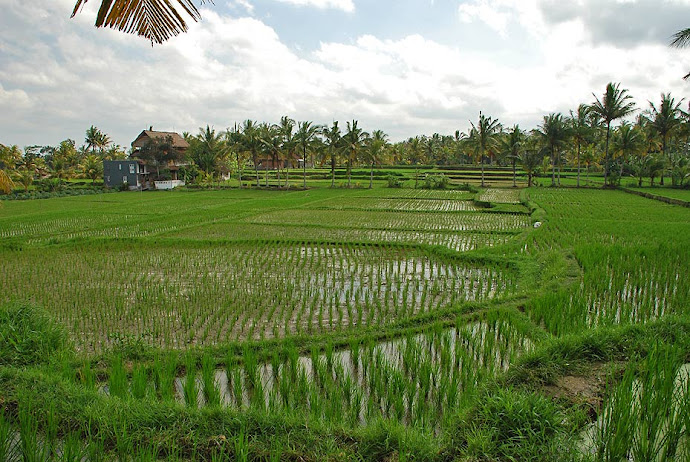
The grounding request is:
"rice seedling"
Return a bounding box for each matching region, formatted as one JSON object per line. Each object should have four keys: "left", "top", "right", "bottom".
{"left": 108, "top": 355, "right": 128, "bottom": 399}
{"left": 183, "top": 355, "right": 198, "bottom": 409}
{"left": 0, "top": 241, "right": 518, "bottom": 353}
{"left": 586, "top": 342, "right": 690, "bottom": 461}
{"left": 202, "top": 353, "right": 221, "bottom": 407}
{"left": 18, "top": 400, "right": 48, "bottom": 462}
{"left": 0, "top": 410, "right": 17, "bottom": 462}
{"left": 59, "top": 433, "right": 86, "bottom": 462}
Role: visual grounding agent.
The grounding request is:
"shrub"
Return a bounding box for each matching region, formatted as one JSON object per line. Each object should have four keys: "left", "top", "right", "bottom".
{"left": 422, "top": 174, "right": 449, "bottom": 190}
{"left": 386, "top": 175, "right": 403, "bottom": 188}
{"left": 0, "top": 301, "right": 68, "bottom": 366}
{"left": 452, "top": 388, "right": 572, "bottom": 460}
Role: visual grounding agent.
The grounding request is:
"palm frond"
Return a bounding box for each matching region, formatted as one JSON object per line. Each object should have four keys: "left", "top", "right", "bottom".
{"left": 72, "top": 0, "right": 202, "bottom": 44}
{"left": 670, "top": 28, "right": 690, "bottom": 48}
{"left": 0, "top": 169, "right": 14, "bottom": 195}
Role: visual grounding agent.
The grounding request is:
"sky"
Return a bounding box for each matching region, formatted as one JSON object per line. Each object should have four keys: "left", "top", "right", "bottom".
{"left": 0, "top": 0, "right": 688, "bottom": 149}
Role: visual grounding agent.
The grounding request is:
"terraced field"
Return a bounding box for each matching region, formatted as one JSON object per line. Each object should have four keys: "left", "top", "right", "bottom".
{"left": 1, "top": 185, "right": 689, "bottom": 461}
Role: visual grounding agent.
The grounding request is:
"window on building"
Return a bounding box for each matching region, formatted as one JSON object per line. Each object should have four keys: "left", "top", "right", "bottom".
{"left": 123, "top": 176, "right": 128, "bottom": 184}
{"left": 119, "top": 164, "right": 122, "bottom": 170}
{"left": 129, "top": 164, "right": 135, "bottom": 174}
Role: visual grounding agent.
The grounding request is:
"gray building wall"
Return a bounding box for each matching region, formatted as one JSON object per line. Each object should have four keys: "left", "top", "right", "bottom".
{"left": 104, "top": 160, "right": 141, "bottom": 188}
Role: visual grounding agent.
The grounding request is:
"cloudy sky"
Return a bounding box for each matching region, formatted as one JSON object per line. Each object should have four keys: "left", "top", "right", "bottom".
{"left": 1, "top": 0, "right": 688, "bottom": 149}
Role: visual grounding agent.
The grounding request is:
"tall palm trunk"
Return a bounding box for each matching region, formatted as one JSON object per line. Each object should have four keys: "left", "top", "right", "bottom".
{"left": 369, "top": 162, "right": 374, "bottom": 189}
{"left": 253, "top": 152, "right": 260, "bottom": 187}
{"left": 512, "top": 158, "right": 517, "bottom": 188}
{"left": 331, "top": 154, "right": 336, "bottom": 188}
{"left": 577, "top": 141, "right": 580, "bottom": 188}
{"left": 557, "top": 158, "right": 561, "bottom": 186}
{"left": 347, "top": 157, "right": 352, "bottom": 188}
{"left": 551, "top": 144, "right": 555, "bottom": 187}
{"left": 660, "top": 138, "right": 666, "bottom": 186}
{"left": 302, "top": 147, "right": 307, "bottom": 189}
{"left": 604, "top": 123, "right": 611, "bottom": 187}
{"left": 480, "top": 154, "right": 485, "bottom": 188}
{"left": 237, "top": 152, "right": 242, "bottom": 188}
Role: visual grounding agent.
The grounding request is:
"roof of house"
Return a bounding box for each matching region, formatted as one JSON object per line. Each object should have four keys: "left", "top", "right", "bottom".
{"left": 131, "top": 130, "right": 189, "bottom": 150}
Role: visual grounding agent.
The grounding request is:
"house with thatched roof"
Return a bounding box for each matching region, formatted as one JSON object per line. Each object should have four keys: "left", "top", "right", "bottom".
{"left": 131, "top": 128, "right": 189, "bottom": 153}
{"left": 130, "top": 127, "right": 190, "bottom": 185}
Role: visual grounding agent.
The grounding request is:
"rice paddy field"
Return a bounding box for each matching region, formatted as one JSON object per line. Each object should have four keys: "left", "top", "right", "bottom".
{"left": 1, "top": 183, "right": 689, "bottom": 461}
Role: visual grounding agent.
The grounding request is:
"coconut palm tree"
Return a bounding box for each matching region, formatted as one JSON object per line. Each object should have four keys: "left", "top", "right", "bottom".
{"left": 647, "top": 93, "right": 684, "bottom": 185}
{"left": 259, "top": 123, "right": 282, "bottom": 187}
{"left": 365, "top": 130, "right": 389, "bottom": 189}
{"left": 295, "top": 121, "right": 321, "bottom": 189}
{"left": 591, "top": 82, "right": 636, "bottom": 186}
{"left": 343, "top": 120, "right": 368, "bottom": 188}
{"left": 239, "top": 120, "right": 263, "bottom": 187}
{"left": 84, "top": 125, "right": 110, "bottom": 155}
{"left": 80, "top": 154, "right": 103, "bottom": 184}
{"left": 322, "top": 121, "right": 342, "bottom": 188}
{"left": 189, "top": 125, "right": 226, "bottom": 175}
{"left": 278, "top": 116, "right": 296, "bottom": 188}
{"left": 499, "top": 125, "right": 525, "bottom": 188}
{"left": 611, "top": 122, "right": 644, "bottom": 184}
{"left": 467, "top": 112, "right": 501, "bottom": 188}
{"left": 71, "top": 0, "right": 202, "bottom": 44}
{"left": 226, "top": 123, "right": 248, "bottom": 188}
{"left": 568, "top": 104, "right": 593, "bottom": 188}
{"left": 536, "top": 113, "right": 570, "bottom": 187}
{"left": 407, "top": 136, "right": 424, "bottom": 189}
{"left": 518, "top": 149, "right": 543, "bottom": 187}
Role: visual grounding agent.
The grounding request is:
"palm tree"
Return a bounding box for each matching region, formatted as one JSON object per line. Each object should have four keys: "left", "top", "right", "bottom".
{"left": 278, "top": 116, "right": 296, "bottom": 188}
{"left": 647, "top": 93, "right": 684, "bottom": 185}
{"left": 499, "top": 125, "right": 525, "bottom": 188}
{"left": 295, "top": 121, "right": 321, "bottom": 189}
{"left": 569, "top": 104, "right": 593, "bottom": 188}
{"left": 467, "top": 112, "right": 501, "bottom": 187}
{"left": 189, "top": 125, "right": 226, "bottom": 175}
{"left": 259, "top": 124, "right": 283, "bottom": 187}
{"left": 536, "top": 113, "right": 570, "bottom": 187}
{"left": 71, "top": 0, "right": 202, "bottom": 44}
{"left": 518, "top": 150, "right": 543, "bottom": 187}
{"left": 240, "top": 120, "right": 262, "bottom": 187}
{"left": 80, "top": 154, "right": 103, "bottom": 184}
{"left": 322, "top": 121, "right": 342, "bottom": 188}
{"left": 225, "top": 124, "right": 245, "bottom": 188}
{"left": 84, "top": 125, "right": 110, "bottom": 155}
{"left": 407, "top": 136, "right": 424, "bottom": 189}
{"left": 591, "top": 82, "right": 636, "bottom": 186}
{"left": 366, "top": 130, "right": 389, "bottom": 189}
{"left": 670, "top": 28, "right": 690, "bottom": 79}
{"left": 611, "top": 122, "right": 644, "bottom": 183}
{"left": 343, "top": 120, "right": 368, "bottom": 188}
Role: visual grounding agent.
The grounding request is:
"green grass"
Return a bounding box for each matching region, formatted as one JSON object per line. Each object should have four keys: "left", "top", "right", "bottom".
{"left": 0, "top": 182, "right": 689, "bottom": 460}
{"left": 628, "top": 186, "right": 690, "bottom": 202}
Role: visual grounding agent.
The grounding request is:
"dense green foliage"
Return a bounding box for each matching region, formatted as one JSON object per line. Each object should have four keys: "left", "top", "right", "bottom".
{"left": 0, "top": 302, "right": 68, "bottom": 366}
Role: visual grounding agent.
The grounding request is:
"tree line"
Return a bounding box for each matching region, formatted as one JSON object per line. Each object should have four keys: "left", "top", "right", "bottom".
{"left": 1, "top": 82, "right": 689, "bottom": 193}
{"left": 0, "top": 126, "right": 126, "bottom": 192}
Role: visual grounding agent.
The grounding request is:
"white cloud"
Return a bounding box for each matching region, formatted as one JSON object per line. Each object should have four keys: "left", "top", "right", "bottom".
{"left": 0, "top": 0, "right": 687, "bottom": 147}
{"left": 273, "top": 0, "right": 355, "bottom": 12}
{"left": 229, "top": 0, "right": 255, "bottom": 14}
